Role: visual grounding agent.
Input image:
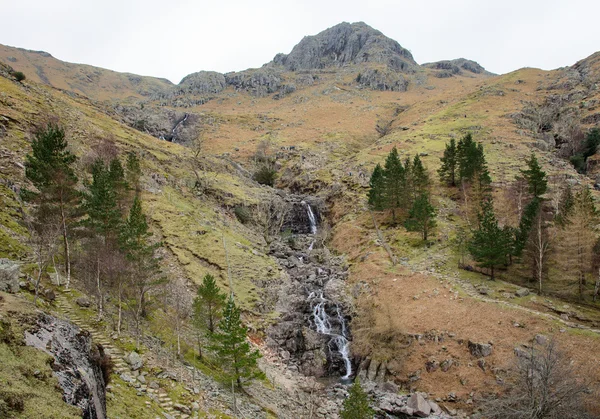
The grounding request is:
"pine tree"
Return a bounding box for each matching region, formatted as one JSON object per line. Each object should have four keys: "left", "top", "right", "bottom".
{"left": 457, "top": 133, "right": 477, "bottom": 182}
{"left": 340, "top": 379, "right": 374, "bottom": 419}
{"left": 514, "top": 198, "right": 541, "bottom": 257}
{"left": 192, "top": 274, "right": 227, "bottom": 358}
{"left": 555, "top": 185, "right": 574, "bottom": 227}
{"left": 125, "top": 151, "right": 142, "bottom": 194}
{"left": 120, "top": 196, "right": 164, "bottom": 335}
{"left": 404, "top": 193, "right": 436, "bottom": 241}
{"left": 438, "top": 138, "right": 457, "bottom": 186}
{"left": 468, "top": 199, "right": 507, "bottom": 280}
{"left": 367, "top": 164, "right": 385, "bottom": 211}
{"left": 411, "top": 154, "right": 430, "bottom": 197}
{"left": 84, "top": 159, "right": 122, "bottom": 239}
{"left": 383, "top": 147, "right": 405, "bottom": 222}
{"left": 210, "top": 297, "right": 262, "bottom": 387}
{"left": 23, "top": 123, "right": 80, "bottom": 288}
{"left": 521, "top": 154, "right": 547, "bottom": 198}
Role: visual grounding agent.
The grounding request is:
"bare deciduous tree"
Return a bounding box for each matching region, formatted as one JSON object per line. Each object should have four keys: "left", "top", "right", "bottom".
{"left": 480, "top": 339, "right": 592, "bottom": 419}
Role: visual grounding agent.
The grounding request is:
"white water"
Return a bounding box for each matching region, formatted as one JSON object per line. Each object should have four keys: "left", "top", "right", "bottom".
{"left": 308, "top": 291, "right": 352, "bottom": 379}
{"left": 303, "top": 201, "right": 318, "bottom": 235}
{"left": 302, "top": 201, "right": 352, "bottom": 378}
{"left": 171, "top": 113, "right": 189, "bottom": 141}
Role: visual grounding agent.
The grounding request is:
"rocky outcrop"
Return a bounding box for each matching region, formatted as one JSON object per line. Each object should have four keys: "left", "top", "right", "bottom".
{"left": 356, "top": 67, "right": 408, "bottom": 91}
{"left": 0, "top": 258, "right": 20, "bottom": 293}
{"left": 423, "top": 58, "right": 491, "bottom": 77}
{"left": 177, "top": 71, "right": 226, "bottom": 95}
{"left": 225, "top": 67, "right": 284, "bottom": 97}
{"left": 468, "top": 341, "right": 493, "bottom": 358}
{"left": 24, "top": 314, "right": 107, "bottom": 419}
{"left": 272, "top": 22, "right": 417, "bottom": 73}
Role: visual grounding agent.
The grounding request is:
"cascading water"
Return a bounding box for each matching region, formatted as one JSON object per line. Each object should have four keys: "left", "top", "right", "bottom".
{"left": 170, "top": 113, "right": 188, "bottom": 142}
{"left": 308, "top": 291, "right": 352, "bottom": 379}
{"left": 303, "top": 201, "right": 318, "bottom": 235}
{"left": 302, "top": 201, "right": 352, "bottom": 379}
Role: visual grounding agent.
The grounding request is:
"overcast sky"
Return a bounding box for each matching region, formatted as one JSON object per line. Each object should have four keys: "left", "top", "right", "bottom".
{"left": 1, "top": 0, "right": 599, "bottom": 84}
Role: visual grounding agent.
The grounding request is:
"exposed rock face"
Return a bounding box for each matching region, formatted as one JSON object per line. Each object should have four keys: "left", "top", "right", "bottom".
{"left": 272, "top": 22, "right": 417, "bottom": 72}
{"left": 407, "top": 393, "right": 431, "bottom": 417}
{"left": 177, "top": 71, "right": 226, "bottom": 95}
{"left": 225, "top": 67, "right": 283, "bottom": 97}
{"left": 0, "top": 258, "right": 20, "bottom": 293}
{"left": 423, "top": 58, "right": 491, "bottom": 77}
{"left": 24, "top": 314, "right": 107, "bottom": 419}
{"left": 468, "top": 340, "right": 493, "bottom": 358}
{"left": 357, "top": 67, "right": 408, "bottom": 91}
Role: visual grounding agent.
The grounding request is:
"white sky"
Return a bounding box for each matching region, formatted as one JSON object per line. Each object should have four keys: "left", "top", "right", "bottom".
{"left": 1, "top": 0, "right": 599, "bottom": 84}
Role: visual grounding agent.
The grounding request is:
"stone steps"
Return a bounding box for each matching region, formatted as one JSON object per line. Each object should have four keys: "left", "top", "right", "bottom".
{"left": 54, "top": 291, "right": 185, "bottom": 418}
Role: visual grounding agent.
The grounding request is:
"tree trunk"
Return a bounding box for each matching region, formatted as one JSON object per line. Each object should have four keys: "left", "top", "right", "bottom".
{"left": 60, "top": 198, "right": 71, "bottom": 290}
{"left": 594, "top": 269, "right": 600, "bottom": 302}
{"left": 197, "top": 333, "right": 203, "bottom": 359}
{"left": 117, "top": 282, "right": 123, "bottom": 335}
{"left": 52, "top": 255, "right": 60, "bottom": 287}
{"left": 33, "top": 267, "right": 43, "bottom": 306}
{"left": 490, "top": 265, "right": 495, "bottom": 280}
{"left": 96, "top": 255, "right": 103, "bottom": 319}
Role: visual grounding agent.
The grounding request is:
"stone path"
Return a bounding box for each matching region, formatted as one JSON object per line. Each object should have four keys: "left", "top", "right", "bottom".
{"left": 53, "top": 291, "right": 188, "bottom": 419}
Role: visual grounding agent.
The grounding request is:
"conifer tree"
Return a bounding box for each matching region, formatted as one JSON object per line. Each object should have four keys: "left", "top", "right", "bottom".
{"left": 555, "top": 185, "right": 574, "bottom": 227}
{"left": 23, "top": 123, "right": 80, "bottom": 288}
{"left": 125, "top": 151, "right": 142, "bottom": 194}
{"left": 192, "top": 274, "right": 227, "bottom": 358}
{"left": 210, "top": 297, "right": 262, "bottom": 387}
{"left": 521, "top": 154, "right": 547, "bottom": 198}
{"left": 411, "top": 154, "right": 430, "bottom": 197}
{"left": 120, "top": 196, "right": 164, "bottom": 335}
{"left": 468, "top": 199, "right": 506, "bottom": 280}
{"left": 383, "top": 147, "right": 405, "bottom": 222}
{"left": 340, "top": 379, "right": 374, "bottom": 419}
{"left": 367, "top": 164, "right": 385, "bottom": 211}
{"left": 438, "top": 138, "right": 457, "bottom": 186}
{"left": 404, "top": 193, "right": 436, "bottom": 241}
{"left": 82, "top": 158, "right": 127, "bottom": 318}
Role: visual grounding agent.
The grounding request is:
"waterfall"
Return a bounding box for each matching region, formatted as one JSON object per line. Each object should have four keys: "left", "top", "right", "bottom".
{"left": 302, "top": 201, "right": 318, "bottom": 235}
{"left": 308, "top": 291, "right": 352, "bottom": 379}
{"left": 170, "top": 113, "right": 188, "bottom": 142}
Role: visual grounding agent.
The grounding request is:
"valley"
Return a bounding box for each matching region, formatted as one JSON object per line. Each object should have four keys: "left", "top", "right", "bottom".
{"left": 1, "top": 21, "right": 600, "bottom": 419}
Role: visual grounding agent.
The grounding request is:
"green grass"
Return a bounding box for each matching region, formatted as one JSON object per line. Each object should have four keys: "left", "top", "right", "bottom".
{"left": 0, "top": 316, "right": 81, "bottom": 419}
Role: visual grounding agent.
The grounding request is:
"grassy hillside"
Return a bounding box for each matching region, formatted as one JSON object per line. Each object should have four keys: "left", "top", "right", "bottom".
{"left": 2, "top": 41, "right": 600, "bottom": 416}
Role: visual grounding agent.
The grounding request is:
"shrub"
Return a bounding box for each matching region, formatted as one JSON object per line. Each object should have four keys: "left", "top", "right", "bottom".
{"left": 234, "top": 205, "right": 251, "bottom": 224}
{"left": 253, "top": 164, "right": 277, "bottom": 186}
{"left": 11, "top": 71, "right": 25, "bottom": 82}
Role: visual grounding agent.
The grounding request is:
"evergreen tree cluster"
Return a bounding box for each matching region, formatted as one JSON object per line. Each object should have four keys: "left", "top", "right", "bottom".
{"left": 368, "top": 147, "right": 436, "bottom": 240}
{"left": 439, "top": 132, "right": 491, "bottom": 191}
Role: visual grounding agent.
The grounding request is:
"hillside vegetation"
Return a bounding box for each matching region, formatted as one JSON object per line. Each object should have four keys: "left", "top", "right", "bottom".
{"left": 1, "top": 21, "right": 600, "bottom": 418}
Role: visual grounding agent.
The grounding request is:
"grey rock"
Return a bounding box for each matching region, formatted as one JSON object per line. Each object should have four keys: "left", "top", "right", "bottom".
{"left": 76, "top": 297, "right": 91, "bottom": 308}
{"left": 423, "top": 58, "right": 490, "bottom": 76}
{"left": 273, "top": 22, "right": 416, "bottom": 72}
{"left": 173, "top": 403, "right": 191, "bottom": 415}
{"left": 137, "top": 374, "right": 146, "bottom": 384}
{"left": 149, "top": 381, "right": 160, "bottom": 389}
{"left": 428, "top": 400, "right": 443, "bottom": 415}
{"left": 178, "top": 71, "right": 226, "bottom": 95}
{"left": 468, "top": 341, "right": 493, "bottom": 357}
{"left": 191, "top": 402, "right": 200, "bottom": 411}
{"left": 126, "top": 351, "right": 144, "bottom": 370}
{"left": 534, "top": 334, "right": 548, "bottom": 346}
{"left": 407, "top": 393, "right": 431, "bottom": 417}
{"left": 0, "top": 259, "right": 20, "bottom": 293}
{"left": 24, "top": 314, "right": 107, "bottom": 418}
{"left": 515, "top": 288, "right": 530, "bottom": 297}
{"left": 367, "top": 359, "right": 380, "bottom": 381}
{"left": 357, "top": 67, "right": 409, "bottom": 92}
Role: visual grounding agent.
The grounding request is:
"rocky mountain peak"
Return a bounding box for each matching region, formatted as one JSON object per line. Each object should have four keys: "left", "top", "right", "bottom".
{"left": 272, "top": 21, "right": 417, "bottom": 72}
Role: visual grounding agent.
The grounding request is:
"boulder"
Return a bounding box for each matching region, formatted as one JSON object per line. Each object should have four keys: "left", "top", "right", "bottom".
{"left": 428, "top": 400, "right": 442, "bottom": 415}
{"left": 43, "top": 288, "right": 56, "bottom": 302}
{"left": 126, "top": 351, "right": 144, "bottom": 370}
{"left": 468, "top": 341, "right": 493, "bottom": 358}
{"left": 173, "top": 403, "right": 191, "bottom": 415}
{"left": 515, "top": 288, "right": 530, "bottom": 297}
{"left": 76, "top": 297, "right": 91, "bottom": 308}
{"left": 0, "top": 259, "right": 20, "bottom": 293}
{"left": 407, "top": 393, "right": 431, "bottom": 417}
{"left": 534, "top": 334, "right": 548, "bottom": 346}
